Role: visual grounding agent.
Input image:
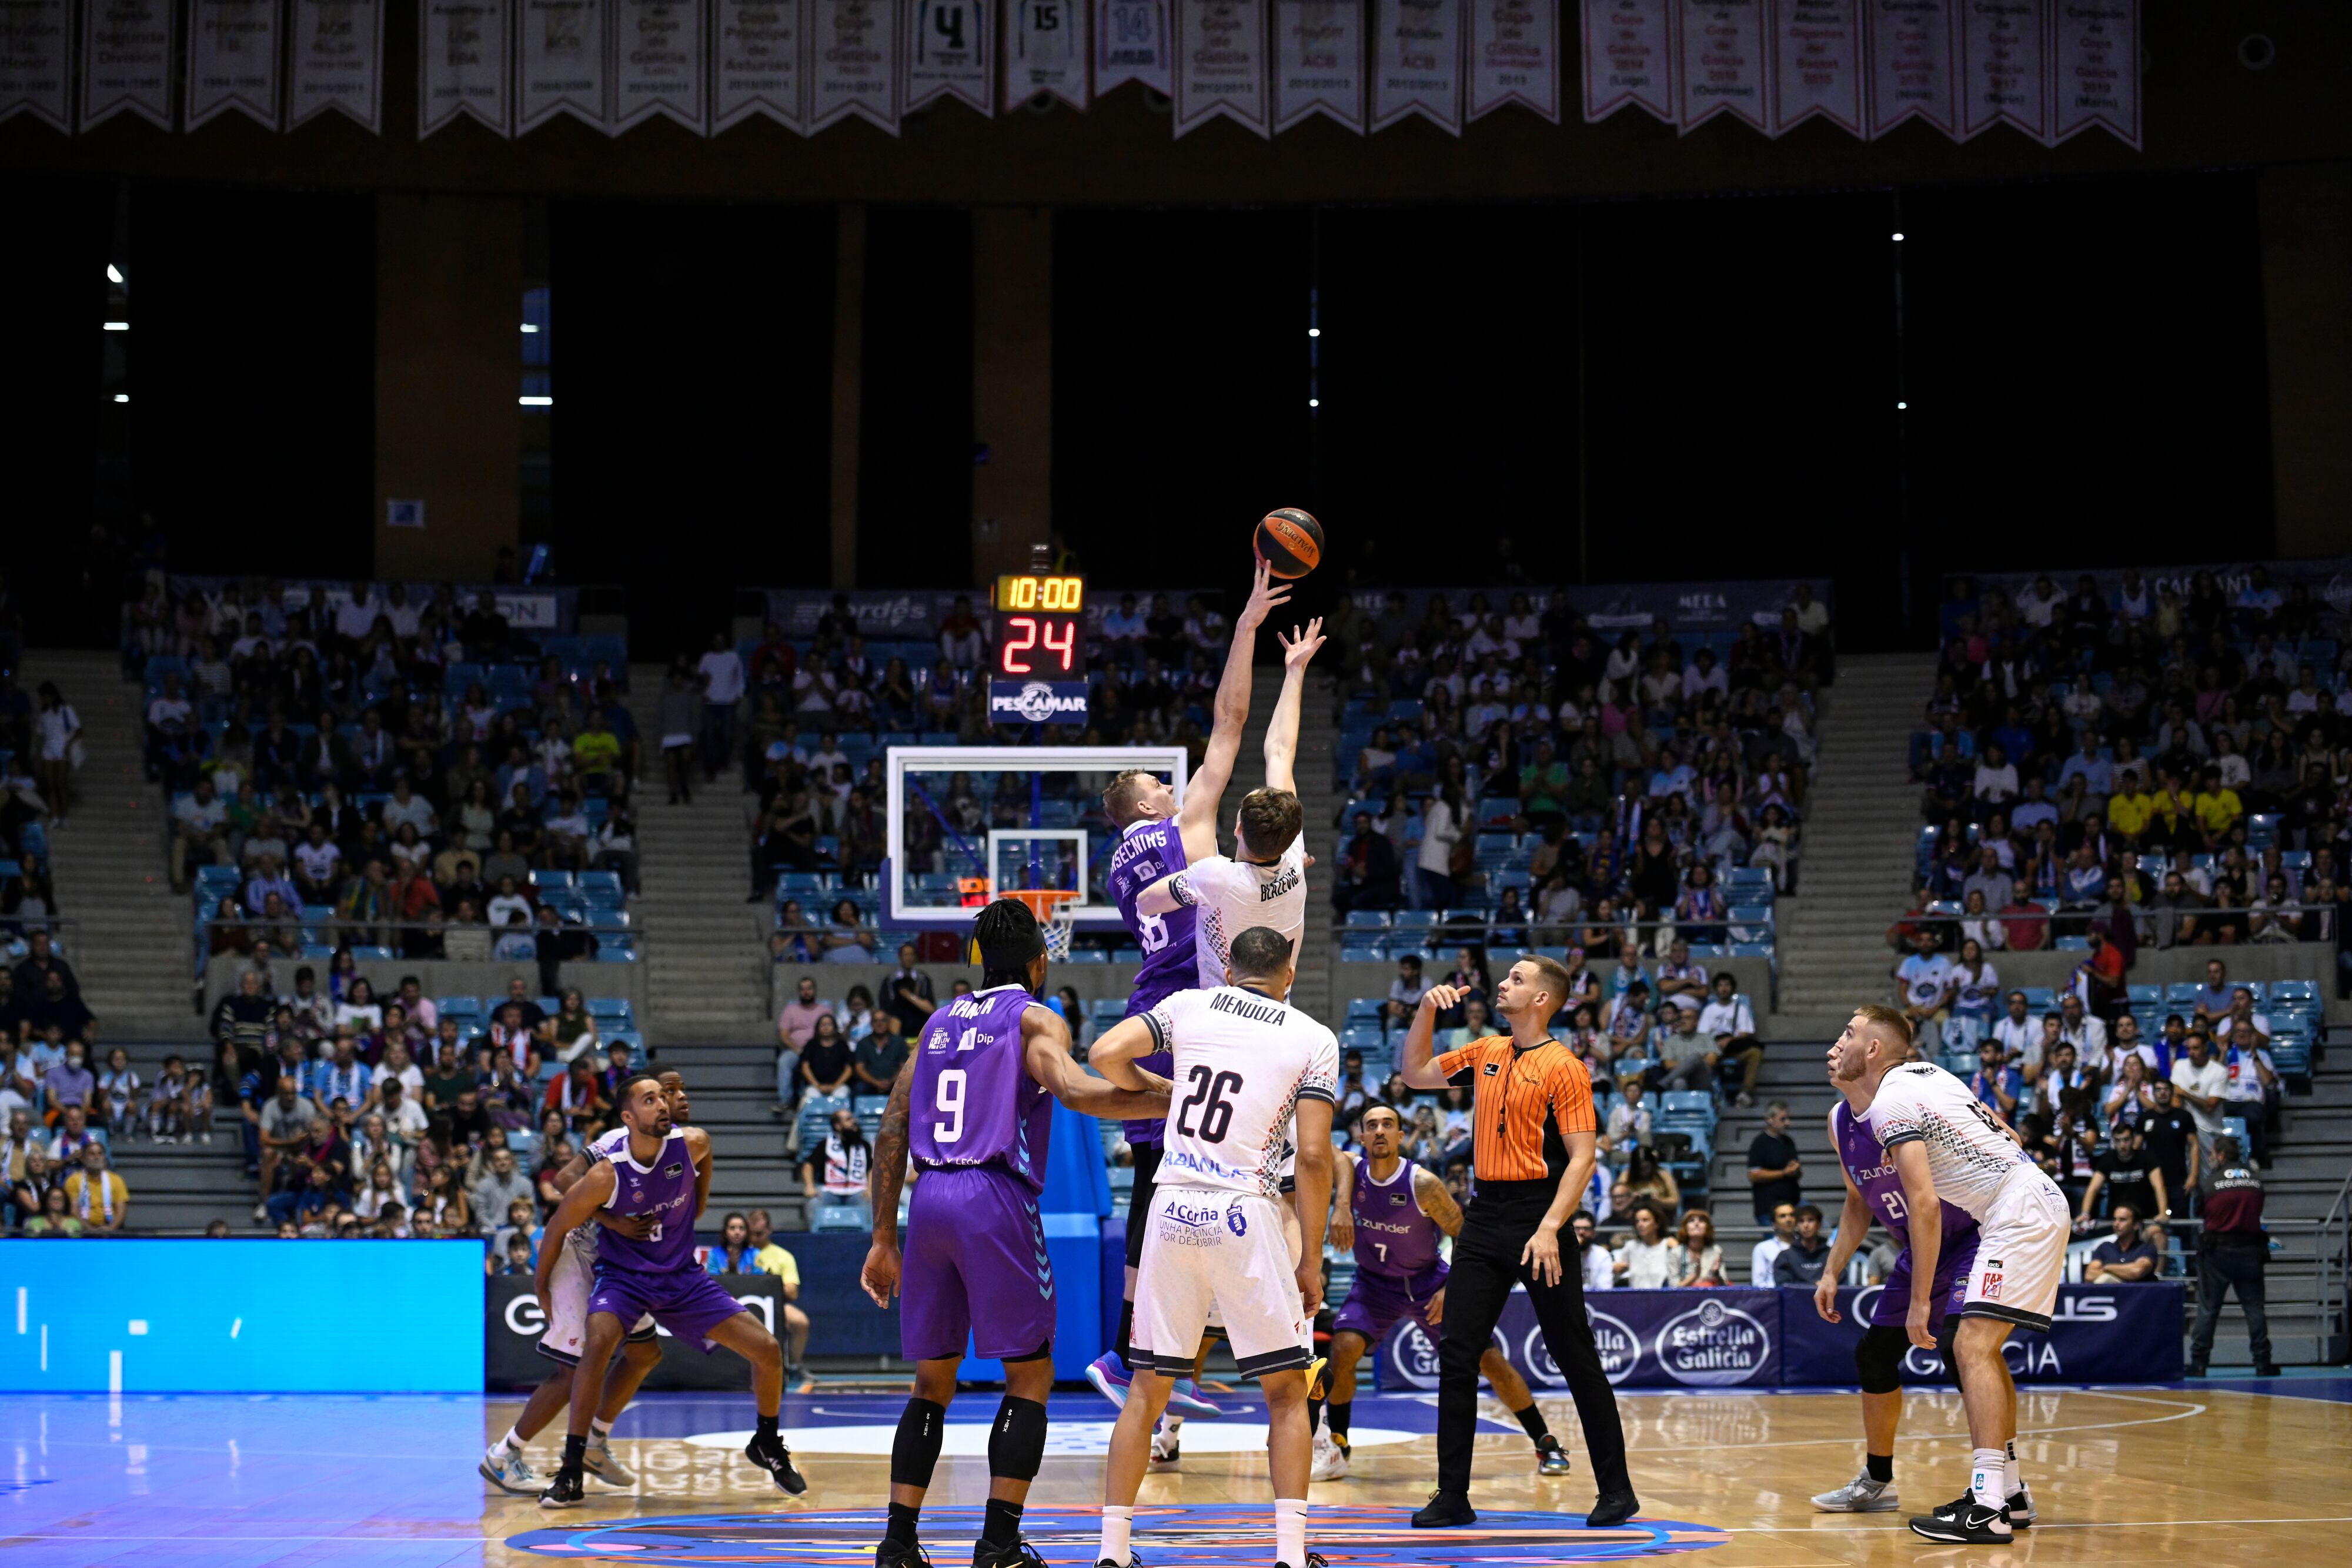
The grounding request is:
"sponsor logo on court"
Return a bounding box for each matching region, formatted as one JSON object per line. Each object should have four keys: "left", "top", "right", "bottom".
{"left": 1655, "top": 1299, "right": 1770, "bottom": 1387}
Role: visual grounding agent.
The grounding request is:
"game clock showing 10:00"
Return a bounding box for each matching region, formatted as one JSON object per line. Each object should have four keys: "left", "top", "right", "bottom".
{"left": 991, "top": 573, "right": 1085, "bottom": 677}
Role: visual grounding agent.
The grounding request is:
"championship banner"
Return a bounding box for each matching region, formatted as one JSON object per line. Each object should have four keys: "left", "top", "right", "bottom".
{"left": 610, "top": 0, "right": 704, "bottom": 131}
{"left": 1864, "top": 0, "right": 1953, "bottom": 138}
{"left": 1007, "top": 0, "right": 1087, "bottom": 109}
{"left": 419, "top": 0, "right": 512, "bottom": 135}
{"left": 1, "top": 0, "right": 76, "bottom": 132}
{"left": 1379, "top": 1287, "right": 1784, "bottom": 1391}
{"left": 517, "top": 0, "right": 609, "bottom": 131}
{"left": 1956, "top": 0, "right": 2043, "bottom": 143}
{"left": 1468, "top": 0, "right": 1557, "bottom": 124}
{"left": 79, "top": 0, "right": 172, "bottom": 129}
{"left": 1368, "top": 0, "right": 1461, "bottom": 136}
{"left": 1094, "top": 0, "right": 1166, "bottom": 93}
{"left": 1271, "top": 0, "right": 1364, "bottom": 134}
{"left": 2049, "top": 0, "right": 2134, "bottom": 149}
{"left": 286, "top": 0, "right": 383, "bottom": 129}
{"left": 1170, "top": 0, "right": 1267, "bottom": 138}
{"left": 186, "top": 0, "right": 282, "bottom": 129}
{"left": 1672, "top": 0, "right": 1766, "bottom": 135}
{"left": 712, "top": 0, "right": 806, "bottom": 131}
{"left": 904, "top": 0, "right": 991, "bottom": 115}
{"left": 1579, "top": 0, "right": 1669, "bottom": 123}
{"left": 486, "top": 1275, "right": 789, "bottom": 1391}
{"left": 810, "top": 0, "right": 900, "bottom": 132}
{"left": 1781, "top": 1283, "right": 2184, "bottom": 1385}
{"left": 1767, "top": 0, "right": 1859, "bottom": 136}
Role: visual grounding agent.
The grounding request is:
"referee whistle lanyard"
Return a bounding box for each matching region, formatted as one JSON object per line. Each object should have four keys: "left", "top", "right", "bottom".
{"left": 1499, "top": 1037, "right": 1562, "bottom": 1138}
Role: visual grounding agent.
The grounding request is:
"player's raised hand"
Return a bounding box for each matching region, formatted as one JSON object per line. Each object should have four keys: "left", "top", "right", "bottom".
{"left": 1813, "top": 1273, "right": 1841, "bottom": 1324}
{"left": 1419, "top": 984, "right": 1467, "bottom": 1015}
{"left": 1237, "top": 559, "right": 1291, "bottom": 631}
{"left": 1278, "top": 617, "right": 1327, "bottom": 671}
{"left": 860, "top": 1239, "right": 902, "bottom": 1309}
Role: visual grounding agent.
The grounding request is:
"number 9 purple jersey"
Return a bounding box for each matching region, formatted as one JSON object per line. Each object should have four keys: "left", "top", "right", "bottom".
{"left": 1107, "top": 817, "right": 1194, "bottom": 1144}
{"left": 911, "top": 984, "right": 1054, "bottom": 1195}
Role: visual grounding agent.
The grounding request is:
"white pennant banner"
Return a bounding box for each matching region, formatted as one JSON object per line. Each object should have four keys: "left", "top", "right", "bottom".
{"left": 1007, "top": 0, "right": 1088, "bottom": 109}
{"left": 186, "top": 0, "right": 283, "bottom": 129}
{"left": 1271, "top": 0, "right": 1362, "bottom": 133}
{"left": 1581, "top": 0, "right": 1670, "bottom": 123}
{"left": 1865, "top": 0, "right": 1952, "bottom": 138}
{"left": 1768, "top": 0, "right": 1858, "bottom": 135}
{"left": 1468, "top": 0, "right": 1558, "bottom": 123}
{"left": 286, "top": 0, "right": 383, "bottom": 130}
{"left": 712, "top": 0, "right": 807, "bottom": 131}
{"left": 0, "top": 0, "right": 76, "bottom": 131}
{"left": 1171, "top": 0, "right": 1267, "bottom": 136}
{"left": 419, "top": 0, "right": 511, "bottom": 136}
{"left": 1095, "top": 0, "right": 1167, "bottom": 93}
{"left": 612, "top": 0, "right": 703, "bottom": 129}
{"left": 81, "top": 0, "right": 173, "bottom": 129}
{"left": 810, "top": 0, "right": 899, "bottom": 132}
{"left": 904, "top": 0, "right": 991, "bottom": 113}
{"left": 1369, "top": 0, "right": 1461, "bottom": 135}
{"left": 1674, "top": 0, "right": 1766, "bottom": 135}
{"left": 1956, "top": 0, "right": 2042, "bottom": 142}
{"left": 517, "top": 0, "right": 608, "bottom": 129}
{"left": 2050, "top": 0, "right": 2134, "bottom": 149}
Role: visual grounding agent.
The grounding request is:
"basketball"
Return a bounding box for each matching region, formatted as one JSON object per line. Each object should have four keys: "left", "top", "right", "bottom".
{"left": 1254, "top": 507, "right": 1324, "bottom": 579}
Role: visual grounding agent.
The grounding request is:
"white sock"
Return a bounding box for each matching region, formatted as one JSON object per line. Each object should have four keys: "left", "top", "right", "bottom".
{"left": 2003, "top": 1440, "right": 2019, "bottom": 1496}
{"left": 498, "top": 1427, "right": 524, "bottom": 1455}
{"left": 1275, "top": 1498, "right": 1308, "bottom": 1567}
{"left": 1098, "top": 1505, "right": 1132, "bottom": 1566}
{"left": 591, "top": 1417, "right": 614, "bottom": 1439}
{"left": 1970, "top": 1449, "right": 2006, "bottom": 1513}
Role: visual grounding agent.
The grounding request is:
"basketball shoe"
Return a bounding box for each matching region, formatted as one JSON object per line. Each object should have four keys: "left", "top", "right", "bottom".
{"left": 1810, "top": 1472, "right": 1897, "bottom": 1512}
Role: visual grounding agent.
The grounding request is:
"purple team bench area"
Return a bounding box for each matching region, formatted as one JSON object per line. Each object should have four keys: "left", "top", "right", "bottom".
{"left": 1375, "top": 1285, "right": 2185, "bottom": 1392}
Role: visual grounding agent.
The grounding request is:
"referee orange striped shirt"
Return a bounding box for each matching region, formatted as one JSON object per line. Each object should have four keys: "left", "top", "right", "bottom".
{"left": 1432, "top": 1037, "right": 1596, "bottom": 1183}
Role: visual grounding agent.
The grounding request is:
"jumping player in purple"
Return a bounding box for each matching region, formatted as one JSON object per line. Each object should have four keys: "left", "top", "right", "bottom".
{"left": 860, "top": 898, "right": 1171, "bottom": 1568}
{"left": 1088, "top": 560, "right": 1288, "bottom": 1410}
{"left": 1807, "top": 1085, "right": 1987, "bottom": 1516}
{"left": 533, "top": 1075, "right": 805, "bottom": 1509}
{"left": 1313, "top": 1102, "right": 1572, "bottom": 1482}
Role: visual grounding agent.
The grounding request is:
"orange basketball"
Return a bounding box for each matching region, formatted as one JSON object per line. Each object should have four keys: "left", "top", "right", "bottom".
{"left": 1254, "top": 507, "right": 1324, "bottom": 579}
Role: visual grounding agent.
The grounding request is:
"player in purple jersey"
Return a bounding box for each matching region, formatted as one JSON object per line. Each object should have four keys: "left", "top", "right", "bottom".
{"left": 1090, "top": 560, "right": 1287, "bottom": 1409}
{"left": 860, "top": 900, "right": 1171, "bottom": 1568}
{"left": 533, "top": 1075, "right": 805, "bottom": 1509}
{"left": 1310, "top": 1103, "right": 1571, "bottom": 1481}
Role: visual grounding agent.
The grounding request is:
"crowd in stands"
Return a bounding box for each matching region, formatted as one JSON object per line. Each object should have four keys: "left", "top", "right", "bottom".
{"left": 0, "top": 665, "right": 64, "bottom": 930}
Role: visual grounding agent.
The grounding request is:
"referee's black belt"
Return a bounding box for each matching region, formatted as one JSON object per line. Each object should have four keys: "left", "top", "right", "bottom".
{"left": 1466, "top": 1176, "right": 1559, "bottom": 1205}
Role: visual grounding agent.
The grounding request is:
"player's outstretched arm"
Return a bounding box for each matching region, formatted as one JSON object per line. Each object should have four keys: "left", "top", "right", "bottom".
{"left": 1059, "top": 1013, "right": 1174, "bottom": 1116}
{"left": 1398, "top": 984, "right": 1463, "bottom": 1089}
{"left": 1178, "top": 562, "right": 1289, "bottom": 859}
{"left": 1261, "top": 617, "right": 1325, "bottom": 796}
{"left": 534, "top": 1159, "right": 617, "bottom": 1320}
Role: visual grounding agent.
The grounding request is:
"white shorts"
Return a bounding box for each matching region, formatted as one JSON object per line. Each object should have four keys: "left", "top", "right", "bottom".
{"left": 1959, "top": 1169, "right": 2070, "bottom": 1335}
{"left": 1134, "top": 1186, "right": 1312, "bottom": 1379}
{"left": 538, "top": 1238, "right": 657, "bottom": 1366}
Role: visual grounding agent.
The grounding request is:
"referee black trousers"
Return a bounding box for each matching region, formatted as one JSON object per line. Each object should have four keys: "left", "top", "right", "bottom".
{"left": 1436, "top": 1182, "right": 1631, "bottom": 1499}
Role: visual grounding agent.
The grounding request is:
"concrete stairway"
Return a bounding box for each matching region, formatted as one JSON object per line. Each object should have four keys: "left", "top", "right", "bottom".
{"left": 1770, "top": 651, "right": 1937, "bottom": 1037}
{"left": 15, "top": 649, "right": 199, "bottom": 1041}
{"left": 623, "top": 664, "right": 775, "bottom": 1044}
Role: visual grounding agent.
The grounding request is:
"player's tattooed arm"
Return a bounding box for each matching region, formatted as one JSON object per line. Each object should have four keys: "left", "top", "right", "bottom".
{"left": 860, "top": 1058, "right": 918, "bottom": 1308}
{"left": 1412, "top": 1162, "right": 1465, "bottom": 1239}
{"left": 1027, "top": 1007, "right": 1171, "bottom": 1119}
{"left": 534, "top": 1159, "right": 617, "bottom": 1322}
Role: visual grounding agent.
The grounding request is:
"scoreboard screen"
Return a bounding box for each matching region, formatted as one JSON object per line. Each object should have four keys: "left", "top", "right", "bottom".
{"left": 991, "top": 573, "right": 1085, "bottom": 678}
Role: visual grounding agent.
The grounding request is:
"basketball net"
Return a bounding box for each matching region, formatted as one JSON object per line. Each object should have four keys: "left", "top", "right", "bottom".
{"left": 1003, "top": 888, "right": 1080, "bottom": 961}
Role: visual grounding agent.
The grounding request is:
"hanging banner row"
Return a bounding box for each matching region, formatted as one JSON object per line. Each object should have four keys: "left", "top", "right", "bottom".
{"left": 0, "top": 0, "right": 2134, "bottom": 143}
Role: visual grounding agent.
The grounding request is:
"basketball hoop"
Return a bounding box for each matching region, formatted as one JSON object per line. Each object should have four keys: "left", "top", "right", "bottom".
{"left": 1004, "top": 888, "right": 1081, "bottom": 960}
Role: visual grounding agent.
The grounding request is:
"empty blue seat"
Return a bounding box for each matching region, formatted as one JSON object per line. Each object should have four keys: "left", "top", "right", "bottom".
{"left": 1344, "top": 910, "right": 1390, "bottom": 929}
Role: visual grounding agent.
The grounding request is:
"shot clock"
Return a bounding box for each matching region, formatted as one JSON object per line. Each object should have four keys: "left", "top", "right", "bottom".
{"left": 985, "top": 571, "right": 1089, "bottom": 726}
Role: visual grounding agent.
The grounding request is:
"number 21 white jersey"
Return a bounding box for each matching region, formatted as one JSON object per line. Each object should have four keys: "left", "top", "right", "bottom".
{"left": 1141, "top": 984, "right": 1337, "bottom": 1198}
{"left": 1862, "top": 1061, "right": 2047, "bottom": 1222}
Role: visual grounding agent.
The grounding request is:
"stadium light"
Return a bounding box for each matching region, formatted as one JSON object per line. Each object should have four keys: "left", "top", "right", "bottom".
{"left": 1892, "top": 232, "right": 1905, "bottom": 242}
{"left": 104, "top": 321, "right": 129, "bottom": 331}
{"left": 1308, "top": 327, "right": 1321, "bottom": 337}
{"left": 522, "top": 323, "right": 540, "bottom": 333}
{"left": 107, "top": 265, "right": 123, "bottom": 283}
{"left": 114, "top": 393, "right": 129, "bottom": 403}
{"left": 519, "top": 394, "right": 553, "bottom": 407}
{"left": 1896, "top": 400, "right": 1908, "bottom": 410}
{"left": 1308, "top": 398, "right": 1319, "bottom": 408}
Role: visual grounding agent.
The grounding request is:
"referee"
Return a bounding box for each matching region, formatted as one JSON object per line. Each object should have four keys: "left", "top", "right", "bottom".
{"left": 1399, "top": 954, "right": 1638, "bottom": 1529}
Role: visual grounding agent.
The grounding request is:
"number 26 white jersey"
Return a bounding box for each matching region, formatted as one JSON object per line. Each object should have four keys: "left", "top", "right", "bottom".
{"left": 1140, "top": 985, "right": 1337, "bottom": 1199}
{"left": 1862, "top": 1061, "right": 2046, "bottom": 1222}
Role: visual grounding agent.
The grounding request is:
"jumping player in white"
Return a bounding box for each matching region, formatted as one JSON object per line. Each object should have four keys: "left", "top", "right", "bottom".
{"left": 1829, "top": 1004, "right": 2066, "bottom": 1545}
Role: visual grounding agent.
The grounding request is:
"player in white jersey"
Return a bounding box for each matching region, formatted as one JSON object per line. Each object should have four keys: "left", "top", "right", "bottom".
{"left": 1830, "top": 1007, "right": 2066, "bottom": 1547}
{"left": 480, "top": 1072, "right": 692, "bottom": 1493}
{"left": 1090, "top": 927, "right": 1338, "bottom": 1568}
{"left": 1134, "top": 618, "right": 1324, "bottom": 995}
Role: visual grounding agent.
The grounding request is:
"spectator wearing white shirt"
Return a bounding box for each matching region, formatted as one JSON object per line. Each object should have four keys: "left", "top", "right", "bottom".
{"left": 1602, "top": 1076, "right": 1651, "bottom": 1156}
{"left": 1611, "top": 1203, "right": 1681, "bottom": 1288}
{"left": 2220, "top": 1022, "right": 2277, "bottom": 1165}
{"left": 2056, "top": 992, "right": 2110, "bottom": 1081}
{"left": 2169, "top": 1030, "right": 2229, "bottom": 1145}
{"left": 1990, "top": 991, "right": 2043, "bottom": 1078}
{"left": 333, "top": 582, "right": 383, "bottom": 644}
{"left": 2037, "top": 1041, "right": 2092, "bottom": 1121}
{"left": 1695, "top": 971, "right": 1762, "bottom": 1105}
{"left": 1970, "top": 741, "right": 2020, "bottom": 810}
{"left": 2013, "top": 574, "right": 2063, "bottom": 627}
{"left": 1893, "top": 929, "right": 1955, "bottom": 1052}
{"left": 1749, "top": 1202, "right": 1798, "bottom": 1286}
{"left": 696, "top": 631, "right": 747, "bottom": 785}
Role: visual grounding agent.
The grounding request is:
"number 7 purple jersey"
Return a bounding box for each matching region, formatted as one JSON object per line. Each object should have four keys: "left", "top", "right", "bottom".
{"left": 911, "top": 984, "right": 1053, "bottom": 1195}
{"left": 1106, "top": 816, "right": 1195, "bottom": 1145}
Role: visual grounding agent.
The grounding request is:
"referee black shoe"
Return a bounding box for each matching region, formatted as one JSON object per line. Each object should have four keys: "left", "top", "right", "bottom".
{"left": 1411, "top": 1491, "right": 1476, "bottom": 1528}
{"left": 744, "top": 1429, "right": 807, "bottom": 1495}
{"left": 1586, "top": 1490, "right": 1641, "bottom": 1529}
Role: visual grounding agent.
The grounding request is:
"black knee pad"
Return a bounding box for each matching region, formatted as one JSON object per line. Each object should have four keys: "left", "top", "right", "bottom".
{"left": 1855, "top": 1326, "right": 1910, "bottom": 1395}
{"left": 988, "top": 1395, "right": 1048, "bottom": 1483}
{"left": 890, "top": 1398, "right": 947, "bottom": 1489}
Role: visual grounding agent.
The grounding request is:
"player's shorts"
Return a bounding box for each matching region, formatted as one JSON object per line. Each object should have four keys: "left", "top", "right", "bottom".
{"left": 900, "top": 1165, "right": 1058, "bottom": 1363}
{"left": 1333, "top": 1263, "right": 1449, "bottom": 1343}
{"left": 538, "top": 1238, "right": 657, "bottom": 1366}
{"left": 1122, "top": 1141, "right": 1164, "bottom": 1269}
{"left": 1872, "top": 1235, "right": 1979, "bottom": 1333}
{"left": 585, "top": 1266, "right": 747, "bottom": 1355}
{"left": 1134, "top": 1185, "right": 1312, "bottom": 1378}
{"left": 1957, "top": 1169, "right": 2069, "bottom": 1334}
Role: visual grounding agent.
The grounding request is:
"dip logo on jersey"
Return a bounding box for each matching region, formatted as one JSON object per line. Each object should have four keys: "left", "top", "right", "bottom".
{"left": 507, "top": 1503, "right": 1732, "bottom": 1563}
{"left": 1585, "top": 1308, "right": 1641, "bottom": 1385}
{"left": 1655, "top": 1299, "right": 1771, "bottom": 1387}
{"left": 1159, "top": 1198, "right": 1228, "bottom": 1248}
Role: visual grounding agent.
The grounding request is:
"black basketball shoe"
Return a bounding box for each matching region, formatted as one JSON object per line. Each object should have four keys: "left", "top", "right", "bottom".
{"left": 973, "top": 1540, "right": 1048, "bottom": 1568}
{"left": 877, "top": 1539, "right": 933, "bottom": 1568}
{"left": 744, "top": 1429, "right": 807, "bottom": 1495}
{"left": 1411, "top": 1492, "right": 1478, "bottom": 1528}
{"left": 1908, "top": 1492, "right": 2012, "bottom": 1544}
{"left": 537, "top": 1466, "right": 585, "bottom": 1510}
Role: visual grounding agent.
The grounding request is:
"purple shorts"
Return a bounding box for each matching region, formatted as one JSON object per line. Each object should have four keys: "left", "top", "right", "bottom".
{"left": 587, "top": 1266, "right": 749, "bottom": 1353}
{"left": 1873, "top": 1236, "right": 1980, "bottom": 1332}
{"left": 1120, "top": 973, "right": 1188, "bottom": 1145}
{"left": 901, "top": 1165, "right": 1058, "bottom": 1363}
{"left": 1333, "top": 1266, "right": 1448, "bottom": 1343}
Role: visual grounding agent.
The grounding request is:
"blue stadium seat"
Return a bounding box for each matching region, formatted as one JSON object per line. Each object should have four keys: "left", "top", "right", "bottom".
{"left": 1344, "top": 910, "right": 1391, "bottom": 929}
